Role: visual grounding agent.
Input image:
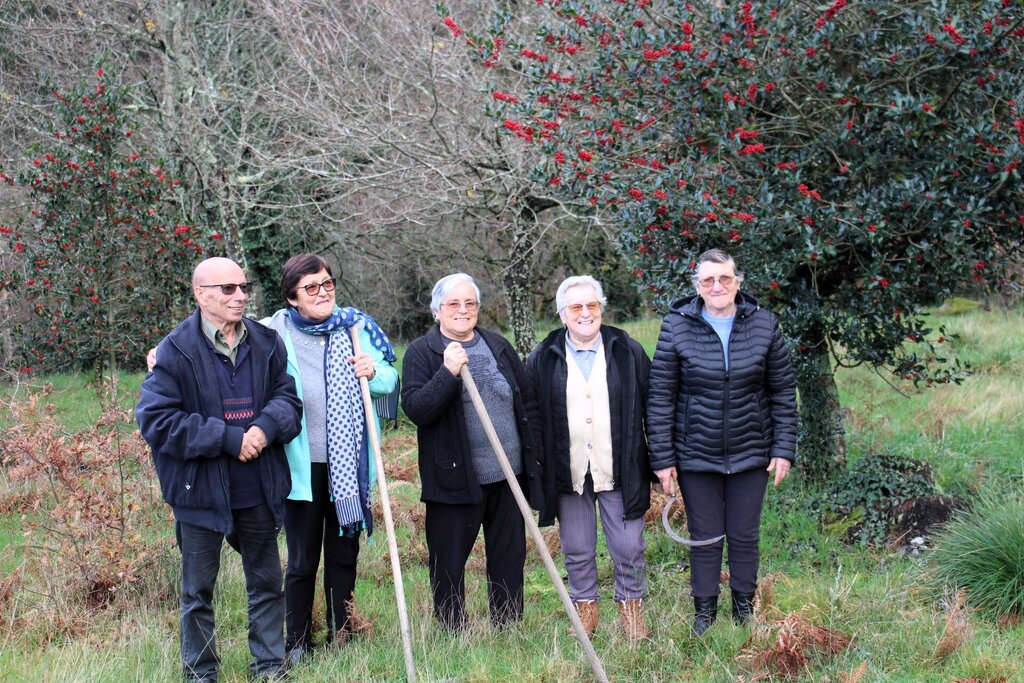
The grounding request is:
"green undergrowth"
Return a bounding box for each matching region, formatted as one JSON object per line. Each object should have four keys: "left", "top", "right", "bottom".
{"left": 1, "top": 308, "right": 1022, "bottom": 681}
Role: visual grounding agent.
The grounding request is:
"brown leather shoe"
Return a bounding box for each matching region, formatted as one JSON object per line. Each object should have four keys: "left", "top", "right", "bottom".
{"left": 346, "top": 599, "right": 375, "bottom": 639}
{"left": 618, "top": 599, "right": 652, "bottom": 642}
{"left": 567, "top": 600, "right": 599, "bottom": 637}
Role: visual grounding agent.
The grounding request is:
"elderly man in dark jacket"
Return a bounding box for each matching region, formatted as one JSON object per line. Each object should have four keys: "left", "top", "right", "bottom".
{"left": 528, "top": 275, "right": 654, "bottom": 642}
{"left": 136, "top": 257, "right": 302, "bottom": 682}
{"left": 647, "top": 248, "right": 797, "bottom": 636}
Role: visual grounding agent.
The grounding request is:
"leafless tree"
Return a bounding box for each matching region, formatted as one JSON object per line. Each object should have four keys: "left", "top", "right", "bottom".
{"left": 0, "top": 0, "right": 619, "bottom": 355}
{"left": 251, "top": 0, "right": 597, "bottom": 351}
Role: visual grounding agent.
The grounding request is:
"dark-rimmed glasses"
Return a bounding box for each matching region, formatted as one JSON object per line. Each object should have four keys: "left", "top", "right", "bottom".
{"left": 562, "top": 301, "right": 602, "bottom": 315}
{"left": 301, "top": 278, "right": 337, "bottom": 296}
{"left": 697, "top": 275, "right": 736, "bottom": 289}
{"left": 198, "top": 282, "right": 252, "bottom": 295}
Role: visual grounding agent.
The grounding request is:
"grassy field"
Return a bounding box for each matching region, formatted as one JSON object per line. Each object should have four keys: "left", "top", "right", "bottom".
{"left": 1, "top": 308, "right": 1022, "bottom": 682}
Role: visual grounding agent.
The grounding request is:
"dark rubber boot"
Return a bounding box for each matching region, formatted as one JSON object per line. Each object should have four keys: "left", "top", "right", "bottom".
{"left": 731, "top": 590, "right": 756, "bottom": 625}
{"left": 692, "top": 596, "right": 718, "bottom": 636}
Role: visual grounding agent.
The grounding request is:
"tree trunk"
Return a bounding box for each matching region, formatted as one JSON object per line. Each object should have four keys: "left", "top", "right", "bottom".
{"left": 0, "top": 288, "right": 12, "bottom": 372}
{"left": 792, "top": 339, "right": 847, "bottom": 482}
{"left": 503, "top": 215, "right": 537, "bottom": 361}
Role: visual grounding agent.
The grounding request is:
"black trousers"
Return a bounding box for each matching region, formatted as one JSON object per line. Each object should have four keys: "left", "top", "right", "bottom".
{"left": 678, "top": 467, "right": 769, "bottom": 597}
{"left": 284, "top": 462, "right": 360, "bottom": 651}
{"left": 425, "top": 478, "right": 526, "bottom": 629}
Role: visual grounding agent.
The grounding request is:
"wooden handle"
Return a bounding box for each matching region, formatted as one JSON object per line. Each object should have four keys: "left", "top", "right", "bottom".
{"left": 461, "top": 366, "right": 609, "bottom": 683}
{"left": 350, "top": 324, "right": 417, "bottom": 683}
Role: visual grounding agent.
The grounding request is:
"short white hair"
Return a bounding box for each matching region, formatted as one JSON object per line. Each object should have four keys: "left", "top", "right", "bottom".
{"left": 430, "top": 273, "right": 481, "bottom": 314}
{"left": 691, "top": 248, "right": 745, "bottom": 288}
{"left": 555, "top": 275, "right": 606, "bottom": 313}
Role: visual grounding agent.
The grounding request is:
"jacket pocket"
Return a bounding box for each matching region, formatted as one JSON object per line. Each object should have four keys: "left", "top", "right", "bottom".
{"left": 680, "top": 395, "right": 691, "bottom": 442}
{"left": 433, "top": 452, "right": 467, "bottom": 491}
{"left": 756, "top": 392, "right": 772, "bottom": 445}
{"left": 180, "top": 460, "right": 220, "bottom": 509}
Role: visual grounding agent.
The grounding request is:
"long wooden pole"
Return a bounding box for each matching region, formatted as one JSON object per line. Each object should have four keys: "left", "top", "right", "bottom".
{"left": 460, "top": 366, "right": 610, "bottom": 683}
{"left": 350, "top": 325, "right": 417, "bottom": 683}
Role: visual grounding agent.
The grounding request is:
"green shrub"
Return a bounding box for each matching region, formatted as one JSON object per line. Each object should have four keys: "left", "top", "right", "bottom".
{"left": 929, "top": 491, "right": 1024, "bottom": 620}
{"left": 811, "top": 454, "right": 938, "bottom": 545}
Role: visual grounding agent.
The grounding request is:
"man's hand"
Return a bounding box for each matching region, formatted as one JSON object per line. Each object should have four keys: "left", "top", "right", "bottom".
{"left": 239, "top": 425, "right": 268, "bottom": 462}
{"left": 146, "top": 347, "right": 157, "bottom": 373}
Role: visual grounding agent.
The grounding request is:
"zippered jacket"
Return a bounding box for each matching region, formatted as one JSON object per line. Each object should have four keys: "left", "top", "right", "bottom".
{"left": 528, "top": 325, "right": 653, "bottom": 527}
{"left": 263, "top": 308, "right": 398, "bottom": 505}
{"left": 136, "top": 309, "right": 303, "bottom": 534}
{"left": 646, "top": 292, "right": 797, "bottom": 475}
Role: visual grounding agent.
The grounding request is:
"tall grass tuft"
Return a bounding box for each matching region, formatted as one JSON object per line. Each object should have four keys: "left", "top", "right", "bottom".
{"left": 929, "top": 491, "right": 1024, "bottom": 620}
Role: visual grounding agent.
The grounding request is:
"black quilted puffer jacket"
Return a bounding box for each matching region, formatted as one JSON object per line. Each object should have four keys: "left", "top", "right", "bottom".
{"left": 646, "top": 291, "right": 798, "bottom": 475}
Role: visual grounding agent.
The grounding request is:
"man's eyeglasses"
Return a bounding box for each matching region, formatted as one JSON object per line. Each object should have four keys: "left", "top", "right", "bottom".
{"left": 442, "top": 300, "right": 479, "bottom": 312}
{"left": 301, "top": 278, "right": 338, "bottom": 296}
{"left": 563, "top": 301, "right": 602, "bottom": 315}
{"left": 697, "top": 275, "right": 736, "bottom": 289}
{"left": 198, "top": 282, "right": 252, "bottom": 295}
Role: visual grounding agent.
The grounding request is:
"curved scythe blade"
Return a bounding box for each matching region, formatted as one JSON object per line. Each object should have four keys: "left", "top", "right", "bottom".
{"left": 661, "top": 496, "right": 726, "bottom": 547}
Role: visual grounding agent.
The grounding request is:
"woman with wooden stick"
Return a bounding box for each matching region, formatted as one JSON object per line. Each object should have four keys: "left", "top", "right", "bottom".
{"left": 400, "top": 272, "right": 544, "bottom": 631}
{"left": 265, "top": 254, "right": 398, "bottom": 662}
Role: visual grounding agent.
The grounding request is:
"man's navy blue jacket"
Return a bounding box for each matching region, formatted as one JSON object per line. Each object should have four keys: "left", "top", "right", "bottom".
{"left": 136, "top": 310, "right": 303, "bottom": 534}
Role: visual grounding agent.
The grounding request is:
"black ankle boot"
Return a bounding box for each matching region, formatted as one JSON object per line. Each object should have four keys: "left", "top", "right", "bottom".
{"left": 692, "top": 596, "right": 718, "bottom": 636}
{"left": 731, "top": 590, "right": 756, "bottom": 625}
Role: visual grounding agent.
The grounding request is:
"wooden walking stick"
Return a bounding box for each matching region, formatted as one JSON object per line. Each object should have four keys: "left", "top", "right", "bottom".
{"left": 350, "top": 324, "right": 417, "bottom": 683}
{"left": 460, "top": 366, "right": 610, "bottom": 683}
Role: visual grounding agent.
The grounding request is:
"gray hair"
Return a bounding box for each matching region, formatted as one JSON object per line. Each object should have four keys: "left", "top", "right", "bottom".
{"left": 430, "top": 273, "right": 481, "bottom": 314}
{"left": 691, "top": 248, "right": 745, "bottom": 287}
{"left": 555, "top": 275, "right": 607, "bottom": 313}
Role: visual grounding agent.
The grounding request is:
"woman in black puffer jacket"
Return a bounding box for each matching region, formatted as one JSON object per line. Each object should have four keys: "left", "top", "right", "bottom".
{"left": 647, "top": 248, "right": 797, "bottom": 636}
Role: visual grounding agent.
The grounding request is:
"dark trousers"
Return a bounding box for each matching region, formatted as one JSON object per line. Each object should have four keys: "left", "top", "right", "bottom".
{"left": 425, "top": 479, "right": 526, "bottom": 629}
{"left": 177, "top": 503, "right": 285, "bottom": 681}
{"left": 679, "top": 467, "right": 769, "bottom": 597}
{"left": 284, "top": 462, "right": 360, "bottom": 651}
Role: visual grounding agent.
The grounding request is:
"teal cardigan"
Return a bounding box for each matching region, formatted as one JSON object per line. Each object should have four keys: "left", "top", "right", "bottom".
{"left": 264, "top": 309, "right": 399, "bottom": 502}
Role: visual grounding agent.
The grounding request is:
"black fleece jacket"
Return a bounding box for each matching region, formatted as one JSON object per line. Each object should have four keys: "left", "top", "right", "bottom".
{"left": 646, "top": 292, "right": 798, "bottom": 475}
{"left": 401, "top": 325, "right": 544, "bottom": 508}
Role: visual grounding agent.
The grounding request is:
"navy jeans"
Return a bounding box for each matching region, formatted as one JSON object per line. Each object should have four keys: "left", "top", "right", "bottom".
{"left": 178, "top": 504, "right": 285, "bottom": 681}
{"left": 678, "top": 467, "right": 769, "bottom": 597}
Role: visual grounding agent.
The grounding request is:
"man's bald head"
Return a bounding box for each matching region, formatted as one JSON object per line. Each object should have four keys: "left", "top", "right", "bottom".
{"left": 192, "top": 257, "right": 249, "bottom": 332}
{"left": 192, "top": 257, "right": 244, "bottom": 289}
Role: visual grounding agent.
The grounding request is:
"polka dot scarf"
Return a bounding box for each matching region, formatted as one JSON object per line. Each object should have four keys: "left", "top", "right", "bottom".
{"left": 287, "top": 305, "right": 396, "bottom": 532}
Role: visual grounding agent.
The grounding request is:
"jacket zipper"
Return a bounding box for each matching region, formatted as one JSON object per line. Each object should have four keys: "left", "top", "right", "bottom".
{"left": 687, "top": 309, "right": 743, "bottom": 474}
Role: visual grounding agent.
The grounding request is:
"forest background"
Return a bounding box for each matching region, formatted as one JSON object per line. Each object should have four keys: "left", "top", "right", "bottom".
{"left": 0, "top": 1, "right": 1022, "bottom": 680}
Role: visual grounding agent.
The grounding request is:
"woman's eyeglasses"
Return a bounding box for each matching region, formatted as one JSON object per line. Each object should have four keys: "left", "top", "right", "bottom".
{"left": 198, "top": 282, "right": 253, "bottom": 295}
{"left": 697, "top": 275, "right": 736, "bottom": 289}
{"left": 442, "top": 300, "right": 479, "bottom": 312}
{"left": 301, "top": 278, "right": 338, "bottom": 296}
{"left": 562, "top": 301, "right": 602, "bottom": 315}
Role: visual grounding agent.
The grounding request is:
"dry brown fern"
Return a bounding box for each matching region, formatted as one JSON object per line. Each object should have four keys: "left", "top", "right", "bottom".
{"left": 738, "top": 611, "right": 853, "bottom": 679}
{"left": 838, "top": 660, "right": 869, "bottom": 683}
{"left": 933, "top": 589, "right": 973, "bottom": 661}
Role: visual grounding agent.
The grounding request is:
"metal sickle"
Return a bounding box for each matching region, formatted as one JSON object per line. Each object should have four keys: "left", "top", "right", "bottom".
{"left": 661, "top": 496, "right": 726, "bottom": 547}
